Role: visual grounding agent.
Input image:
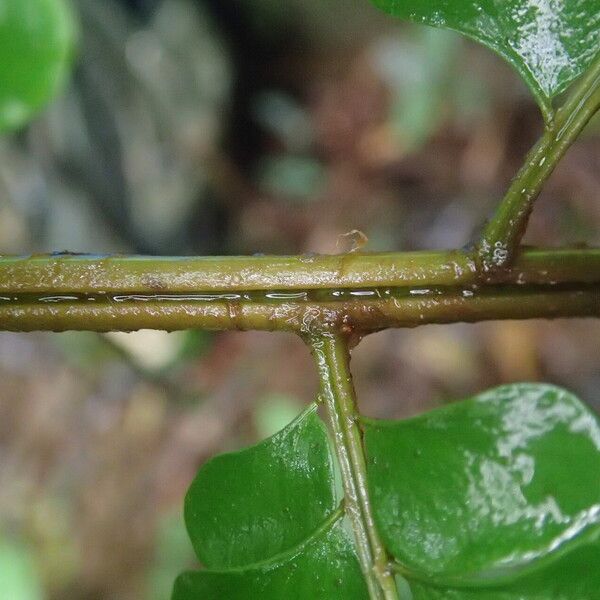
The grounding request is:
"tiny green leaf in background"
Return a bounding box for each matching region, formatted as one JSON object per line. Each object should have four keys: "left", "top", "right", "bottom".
{"left": 0, "top": 0, "right": 76, "bottom": 132}
{"left": 370, "top": 0, "right": 600, "bottom": 121}
{"left": 0, "top": 538, "right": 44, "bottom": 600}
{"left": 175, "top": 403, "right": 368, "bottom": 599}
{"left": 364, "top": 383, "right": 600, "bottom": 598}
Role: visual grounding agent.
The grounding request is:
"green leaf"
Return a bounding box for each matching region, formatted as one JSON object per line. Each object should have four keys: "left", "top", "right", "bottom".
{"left": 370, "top": 0, "right": 600, "bottom": 119}
{"left": 0, "top": 0, "right": 76, "bottom": 132}
{"left": 364, "top": 383, "right": 600, "bottom": 597}
{"left": 176, "top": 403, "right": 367, "bottom": 599}
{"left": 173, "top": 515, "right": 368, "bottom": 600}
{"left": 0, "top": 538, "right": 44, "bottom": 600}
{"left": 409, "top": 543, "right": 600, "bottom": 599}
{"left": 184, "top": 403, "right": 337, "bottom": 569}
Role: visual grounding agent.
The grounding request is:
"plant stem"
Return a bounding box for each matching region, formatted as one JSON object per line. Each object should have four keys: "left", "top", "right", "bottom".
{"left": 0, "top": 251, "right": 477, "bottom": 292}
{"left": 3, "top": 248, "right": 600, "bottom": 293}
{"left": 309, "top": 334, "right": 398, "bottom": 600}
{"left": 478, "top": 52, "right": 600, "bottom": 271}
{"left": 1, "top": 283, "right": 599, "bottom": 332}
{"left": 2, "top": 249, "right": 600, "bottom": 333}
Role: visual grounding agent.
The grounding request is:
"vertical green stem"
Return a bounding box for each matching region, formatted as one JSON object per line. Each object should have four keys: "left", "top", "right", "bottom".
{"left": 309, "top": 333, "right": 399, "bottom": 600}
{"left": 478, "top": 51, "right": 600, "bottom": 271}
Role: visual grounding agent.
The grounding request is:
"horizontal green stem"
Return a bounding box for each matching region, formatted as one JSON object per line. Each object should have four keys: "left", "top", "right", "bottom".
{"left": 1, "top": 284, "right": 599, "bottom": 333}
{"left": 2, "top": 248, "right": 600, "bottom": 294}
{"left": 0, "top": 251, "right": 476, "bottom": 292}
{"left": 478, "top": 52, "right": 600, "bottom": 271}
{"left": 2, "top": 249, "right": 600, "bottom": 333}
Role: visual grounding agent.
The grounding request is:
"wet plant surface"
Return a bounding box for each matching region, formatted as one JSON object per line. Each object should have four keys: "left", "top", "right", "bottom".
{"left": 1, "top": 0, "right": 600, "bottom": 598}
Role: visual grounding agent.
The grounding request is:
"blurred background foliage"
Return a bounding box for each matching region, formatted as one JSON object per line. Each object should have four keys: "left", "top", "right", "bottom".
{"left": 1, "top": 0, "right": 600, "bottom": 598}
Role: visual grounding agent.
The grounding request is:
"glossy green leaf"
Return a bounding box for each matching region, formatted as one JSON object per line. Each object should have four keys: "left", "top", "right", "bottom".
{"left": 364, "top": 383, "right": 600, "bottom": 597}
{"left": 0, "top": 0, "right": 76, "bottom": 132}
{"left": 409, "top": 543, "right": 600, "bottom": 599}
{"left": 176, "top": 403, "right": 367, "bottom": 599}
{"left": 184, "top": 403, "right": 337, "bottom": 569}
{"left": 370, "top": 0, "right": 600, "bottom": 119}
{"left": 173, "top": 515, "right": 368, "bottom": 600}
{"left": 183, "top": 402, "right": 338, "bottom": 569}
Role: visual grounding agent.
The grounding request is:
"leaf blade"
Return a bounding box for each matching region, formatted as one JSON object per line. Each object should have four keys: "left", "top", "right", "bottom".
{"left": 184, "top": 403, "right": 337, "bottom": 569}
{"left": 0, "top": 0, "right": 76, "bottom": 132}
{"left": 370, "top": 0, "right": 600, "bottom": 117}
{"left": 172, "top": 517, "right": 368, "bottom": 600}
{"left": 364, "top": 383, "right": 600, "bottom": 594}
{"left": 409, "top": 542, "right": 600, "bottom": 599}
